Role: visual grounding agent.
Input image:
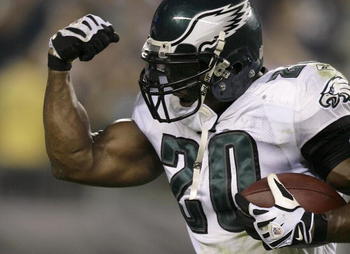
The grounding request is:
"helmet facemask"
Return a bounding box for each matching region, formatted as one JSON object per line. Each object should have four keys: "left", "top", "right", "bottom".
{"left": 139, "top": 39, "right": 220, "bottom": 123}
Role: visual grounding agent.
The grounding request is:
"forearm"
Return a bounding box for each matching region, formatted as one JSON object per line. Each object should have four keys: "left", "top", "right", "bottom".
{"left": 326, "top": 202, "right": 350, "bottom": 242}
{"left": 44, "top": 70, "right": 93, "bottom": 175}
{"left": 324, "top": 160, "right": 350, "bottom": 242}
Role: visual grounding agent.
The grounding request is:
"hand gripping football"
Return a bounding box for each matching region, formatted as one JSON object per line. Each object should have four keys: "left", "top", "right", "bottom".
{"left": 240, "top": 173, "right": 346, "bottom": 213}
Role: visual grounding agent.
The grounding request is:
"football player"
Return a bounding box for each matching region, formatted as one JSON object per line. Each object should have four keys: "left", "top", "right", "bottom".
{"left": 44, "top": 1, "right": 350, "bottom": 253}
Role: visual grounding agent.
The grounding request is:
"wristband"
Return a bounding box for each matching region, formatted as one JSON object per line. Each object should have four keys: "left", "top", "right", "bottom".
{"left": 48, "top": 54, "right": 72, "bottom": 71}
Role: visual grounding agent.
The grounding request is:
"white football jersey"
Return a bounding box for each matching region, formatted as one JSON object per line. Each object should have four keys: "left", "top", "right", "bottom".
{"left": 132, "top": 62, "right": 349, "bottom": 254}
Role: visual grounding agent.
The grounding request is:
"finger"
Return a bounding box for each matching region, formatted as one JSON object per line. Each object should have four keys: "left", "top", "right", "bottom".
{"left": 81, "top": 19, "right": 92, "bottom": 31}
{"left": 79, "top": 44, "right": 96, "bottom": 61}
{"left": 103, "top": 25, "right": 120, "bottom": 42}
{"left": 62, "top": 45, "right": 82, "bottom": 62}
{"left": 267, "top": 174, "right": 300, "bottom": 209}
{"left": 98, "top": 31, "right": 111, "bottom": 47}
{"left": 52, "top": 34, "right": 82, "bottom": 61}
{"left": 64, "top": 27, "right": 87, "bottom": 39}
{"left": 86, "top": 14, "right": 100, "bottom": 27}
{"left": 236, "top": 210, "right": 261, "bottom": 240}
{"left": 80, "top": 52, "right": 94, "bottom": 61}
{"left": 59, "top": 28, "right": 87, "bottom": 42}
{"left": 87, "top": 14, "right": 111, "bottom": 27}
{"left": 262, "top": 242, "right": 272, "bottom": 251}
{"left": 89, "top": 31, "right": 113, "bottom": 54}
{"left": 92, "top": 38, "right": 105, "bottom": 53}
{"left": 65, "top": 21, "right": 91, "bottom": 38}
{"left": 111, "top": 32, "right": 120, "bottom": 43}
{"left": 256, "top": 217, "right": 276, "bottom": 229}
{"left": 102, "top": 24, "right": 114, "bottom": 33}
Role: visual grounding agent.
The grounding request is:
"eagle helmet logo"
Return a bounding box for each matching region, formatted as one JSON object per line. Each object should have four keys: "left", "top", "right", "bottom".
{"left": 142, "top": 0, "right": 252, "bottom": 54}
{"left": 319, "top": 76, "right": 350, "bottom": 108}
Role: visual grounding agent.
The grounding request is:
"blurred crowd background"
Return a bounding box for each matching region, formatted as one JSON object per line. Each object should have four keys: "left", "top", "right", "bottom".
{"left": 0, "top": 0, "right": 349, "bottom": 253}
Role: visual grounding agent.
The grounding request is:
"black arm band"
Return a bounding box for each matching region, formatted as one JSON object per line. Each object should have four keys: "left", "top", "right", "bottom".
{"left": 301, "top": 116, "right": 350, "bottom": 179}
{"left": 48, "top": 54, "right": 72, "bottom": 71}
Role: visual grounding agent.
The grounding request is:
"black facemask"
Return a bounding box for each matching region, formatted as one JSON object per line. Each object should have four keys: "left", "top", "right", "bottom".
{"left": 139, "top": 50, "right": 216, "bottom": 123}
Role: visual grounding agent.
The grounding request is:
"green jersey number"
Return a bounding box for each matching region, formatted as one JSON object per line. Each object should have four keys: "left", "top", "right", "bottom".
{"left": 161, "top": 131, "right": 261, "bottom": 234}
{"left": 267, "top": 64, "right": 306, "bottom": 82}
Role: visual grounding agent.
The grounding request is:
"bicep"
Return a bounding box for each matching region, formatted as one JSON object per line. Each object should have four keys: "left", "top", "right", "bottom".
{"left": 65, "top": 120, "right": 163, "bottom": 187}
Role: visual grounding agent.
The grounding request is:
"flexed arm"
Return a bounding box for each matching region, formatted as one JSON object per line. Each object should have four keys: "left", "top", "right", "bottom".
{"left": 44, "top": 15, "right": 163, "bottom": 187}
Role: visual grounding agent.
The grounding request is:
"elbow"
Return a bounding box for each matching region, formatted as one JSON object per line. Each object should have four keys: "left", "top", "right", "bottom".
{"left": 48, "top": 158, "right": 86, "bottom": 182}
{"left": 50, "top": 164, "right": 71, "bottom": 181}
{"left": 50, "top": 164, "right": 87, "bottom": 183}
{"left": 47, "top": 149, "right": 94, "bottom": 181}
{"left": 46, "top": 153, "right": 70, "bottom": 180}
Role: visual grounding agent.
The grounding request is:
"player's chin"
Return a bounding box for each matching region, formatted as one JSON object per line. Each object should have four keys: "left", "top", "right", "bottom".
{"left": 173, "top": 92, "right": 194, "bottom": 107}
{"left": 177, "top": 96, "right": 197, "bottom": 108}
{"left": 180, "top": 99, "right": 195, "bottom": 108}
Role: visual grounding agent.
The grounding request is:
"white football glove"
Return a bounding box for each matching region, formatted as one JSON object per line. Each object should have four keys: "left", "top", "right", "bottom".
{"left": 234, "top": 174, "right": 328, "bottom": 250}
{"left": 48, "top": 14, "right": 119, "bottom": 71}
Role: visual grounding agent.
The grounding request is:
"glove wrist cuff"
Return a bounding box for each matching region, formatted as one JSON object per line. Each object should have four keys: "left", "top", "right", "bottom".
{"left": 312, "top": 213, "right": 328, "bottom": 244}
{"left": 48, "top": 54, "right": 72, "bottom": 71}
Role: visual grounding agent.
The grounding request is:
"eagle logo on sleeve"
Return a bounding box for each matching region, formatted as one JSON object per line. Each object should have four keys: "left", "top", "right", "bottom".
{"left": 319, "top": 76, "right": 350, "bottom": 108}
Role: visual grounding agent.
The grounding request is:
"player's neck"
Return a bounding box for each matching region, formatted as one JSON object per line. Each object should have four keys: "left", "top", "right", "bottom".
{"left": 204, "top": 92, "right": 233, "bottom": 117}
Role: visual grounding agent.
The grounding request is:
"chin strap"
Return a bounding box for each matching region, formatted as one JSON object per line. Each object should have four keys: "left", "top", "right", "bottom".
{"left": 189, "top": 121, "right": 210, "bottom": 200}
{"left": 203, "top": 31, "right": 226, "bottom": 84}
{"left": 189, "top": 31, "right": 226, "bottom": 200}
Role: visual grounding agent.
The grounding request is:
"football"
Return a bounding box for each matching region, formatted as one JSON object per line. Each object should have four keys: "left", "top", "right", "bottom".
{"left": 240, "top": 173, "right": 346, "bottom": 213}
